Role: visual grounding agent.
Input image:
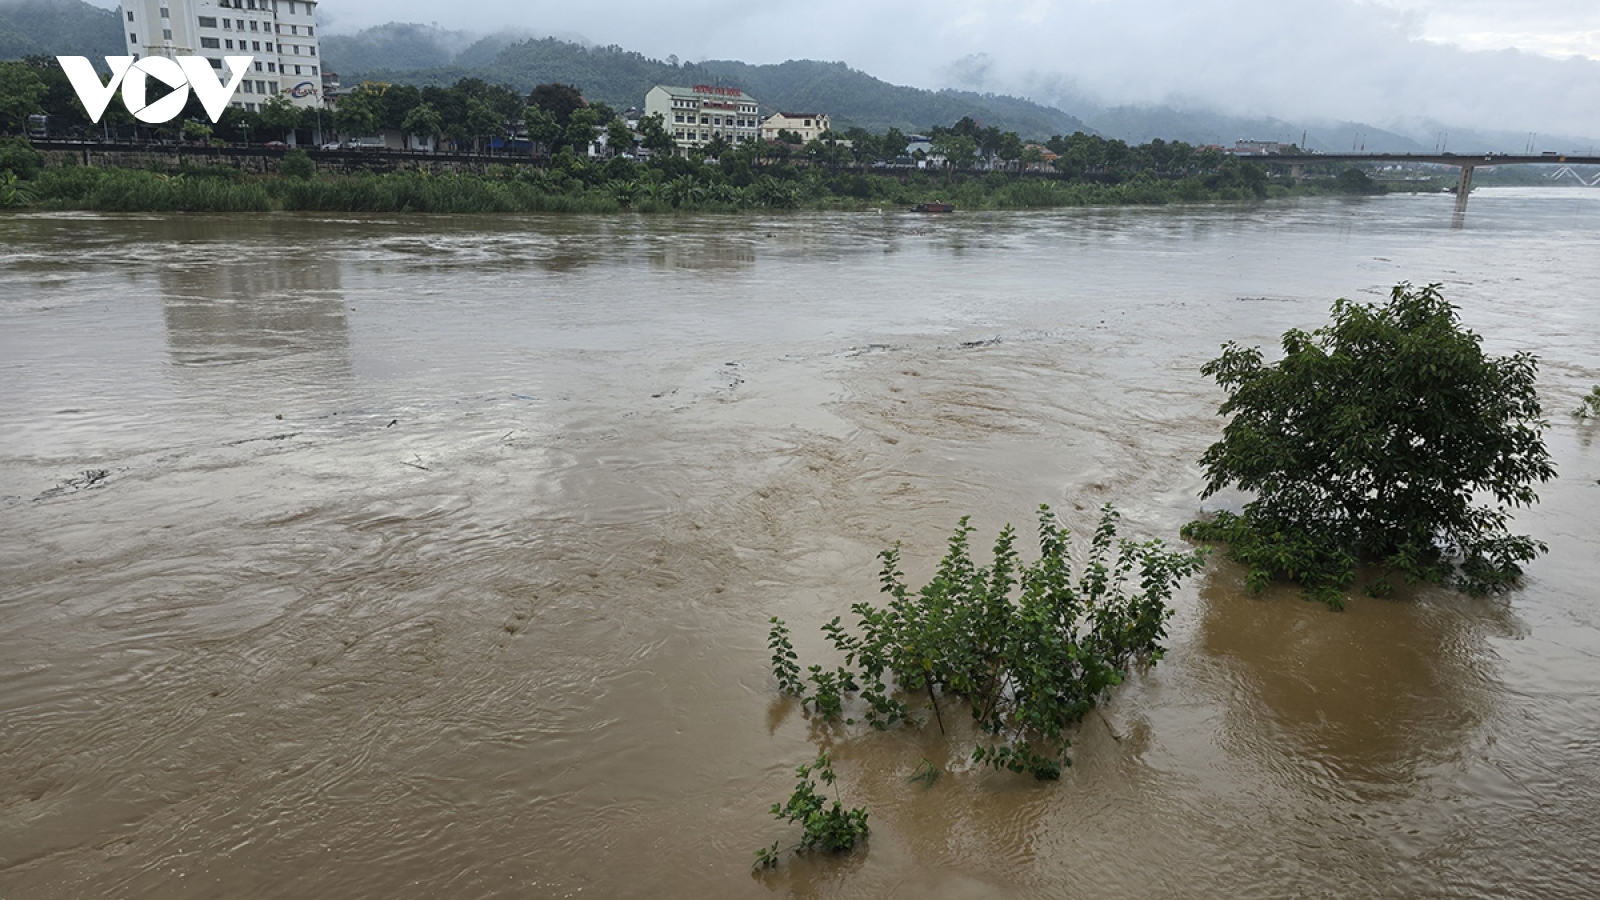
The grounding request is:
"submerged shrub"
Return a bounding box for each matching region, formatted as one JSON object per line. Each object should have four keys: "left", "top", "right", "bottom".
{"left": 769, "top": 505, "right": 1205, "bottom": 780}
{"left": 754, "top": 752, "right": 869, "bottom": 869}
{"left": 1184, "top": 283, "right": 1555, "bottom": 605}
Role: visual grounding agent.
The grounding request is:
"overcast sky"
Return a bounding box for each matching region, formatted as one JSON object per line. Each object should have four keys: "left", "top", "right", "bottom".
{"left": 94, "top": 0, "right": 1600, "bottom": 137}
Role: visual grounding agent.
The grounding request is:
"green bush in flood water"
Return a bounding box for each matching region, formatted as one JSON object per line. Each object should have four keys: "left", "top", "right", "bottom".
{"left": 1184, "top": 283, "right": 1556, "bottom": 606}
{"left": 764, "top": 504, "right": 1204, "bottom": 819}
{"left": 754, "top": 752, "right": 869, "bottom": 870}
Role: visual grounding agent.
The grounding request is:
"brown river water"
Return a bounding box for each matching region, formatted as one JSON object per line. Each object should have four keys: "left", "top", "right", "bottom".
{"left": 2, "top": 190, "right": 1599, "bottom": 899}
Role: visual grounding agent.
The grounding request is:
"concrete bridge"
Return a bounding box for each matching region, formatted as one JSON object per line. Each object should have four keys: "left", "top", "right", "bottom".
{"left": 1259, "top": 153, "right": 1600, "bottom": 217}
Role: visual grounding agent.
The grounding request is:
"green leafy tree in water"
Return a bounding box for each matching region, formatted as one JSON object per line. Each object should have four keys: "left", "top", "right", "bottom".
{"left": 1183, "top": 283, "right": 1555, "bottom": 606}
{"left": 769, "top": 505, "right": 1205, "bottom": 782}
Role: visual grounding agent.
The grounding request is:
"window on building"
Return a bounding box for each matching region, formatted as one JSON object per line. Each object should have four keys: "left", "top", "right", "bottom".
{"left": 249, "top": 21, "right": 258, "bottom": 31}
{"left": 129, "top": 32, "right": 137, "bottom": 43}
{"left": 307, "top": 27, "right": 313, "bottom": 36}
{"left": 255, "top": 80, "right": 266, "bottom": 93}
{"left": 700, "top": 131, "right": 708, "bottom": 140}
{"left": 253, "top": 61, "right": 262, "bottom": 70}
{"left": 699, "top": 116, "right": 708, "bottom": 125}
{"left": 265, "top": 42, "right": 273, "bottom": 51}
{"left": 673, "top": 114, "right": 682, "bottom": 123}
{"left": 126, "top": 10, "right": 133, "bottom": 21}
{"left": 252, "top": 41, "right": 261, "bottom": 51}
{"left": 309, "top": 47, "right": 315, "bottom": 56}
{"left": 199, "top": 16, "right": 216, "bottom": 27}
{"left": 269, "top": 81, "right": 278, "bottom": 94}
{"left": 242, "top": 81, "right": 253, "bottom": 93}
{"left": 236, "top": 19, "right": 244, "bottom": 28}
{"left": 201, "top": 37, "right": 220, "bottom": 48}
{"left": 210, "top": 57, "right": 222, "bottom": 68}
{"left": 267, "top": 62, "right": 275, "bottom": 72}
{"left": 159, "top": 7, "right": 169, "bottom": 18}
{"left": 162, "top": 28, "right": 172, "bottom": 40}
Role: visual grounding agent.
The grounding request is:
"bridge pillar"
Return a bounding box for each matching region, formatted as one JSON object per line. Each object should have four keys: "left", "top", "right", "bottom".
{"left": 1454, "top": 164, "right": 1475, "bottom": 212}
{"left": 1290, "top": 164, "right": 1305, "bottom": 181}
{"left": 1450, "top": 163, "right": 1477, "bottom": 229}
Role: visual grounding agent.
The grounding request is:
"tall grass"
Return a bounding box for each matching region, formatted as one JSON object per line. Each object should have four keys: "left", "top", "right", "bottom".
{"left": 31, "top": 167, "right": 271, "bottom": 211}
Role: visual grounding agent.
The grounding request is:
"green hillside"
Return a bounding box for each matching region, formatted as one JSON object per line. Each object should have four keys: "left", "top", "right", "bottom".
{"left": 0, "top": 0, "right": 122, "bottom": 60}
{"left": 697, "top": 59, "right": 1086, "bottom": 138}
{"left": 344, "top": 35, "right": 1088, "bottom": 139}
{"left": 319, "top": 23, "right": 470, "bottom": 74}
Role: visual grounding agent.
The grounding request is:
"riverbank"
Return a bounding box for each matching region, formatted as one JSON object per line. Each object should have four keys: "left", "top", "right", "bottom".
{"left": 1, "top": 140, "right": 1433, "bottom": 214}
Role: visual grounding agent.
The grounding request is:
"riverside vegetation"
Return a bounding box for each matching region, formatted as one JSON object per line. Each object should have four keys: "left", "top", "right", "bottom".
{"left": 1183, "top": 284, "right": 1556, "bottom": 607}
{"left": 1, "top": 136, "right": 1409, "bottom": 215}
{"left": 759, "top": 505, "right": 1205, "bottom": 866}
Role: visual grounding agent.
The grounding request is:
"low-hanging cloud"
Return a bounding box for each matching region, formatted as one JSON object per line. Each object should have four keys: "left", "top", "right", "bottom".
{"left": 85, "top": 0, "right": 1600, "bottom": 137}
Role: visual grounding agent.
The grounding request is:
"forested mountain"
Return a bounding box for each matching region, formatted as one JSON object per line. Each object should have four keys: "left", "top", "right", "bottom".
{"left": 346, "top": 34, "right": 1088, "bottom": 139}
{"left": 1085, "top": 105, "right": 1429, "bottom": 154}
{"left": 0, "top": 0, "right": 121, "bottom": 60}
{"left": 319, "top": 23, "right": 476, "bottom": 74}
{"left": 695, "top": 59, "right": 1086, "bottom": 137}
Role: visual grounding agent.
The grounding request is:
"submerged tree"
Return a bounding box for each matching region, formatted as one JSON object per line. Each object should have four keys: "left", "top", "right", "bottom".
{"left": 1184, "top": 283, "right": 1555, "bottom": 606}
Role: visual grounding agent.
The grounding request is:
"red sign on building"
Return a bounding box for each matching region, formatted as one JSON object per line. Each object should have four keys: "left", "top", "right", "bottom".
{"left": 692, "top": 85, "right": 743, "bottom": 97}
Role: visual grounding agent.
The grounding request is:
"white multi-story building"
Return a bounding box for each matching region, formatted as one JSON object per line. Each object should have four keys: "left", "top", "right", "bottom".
{"left": 644, "top": 84, "right": 761, "bottom": 155}
{"left": 120, "top": 0, "right": 325, "bottom": 112}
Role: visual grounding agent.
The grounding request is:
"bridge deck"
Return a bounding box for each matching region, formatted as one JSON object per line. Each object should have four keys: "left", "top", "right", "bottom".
{"left": 1258, "top": 153, "right": 1600, "bottom": 166}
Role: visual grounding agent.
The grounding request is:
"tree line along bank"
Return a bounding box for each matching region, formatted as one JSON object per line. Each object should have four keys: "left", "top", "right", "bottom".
{"left": 0, "top": 61, "right": 1416, "bottom": 212}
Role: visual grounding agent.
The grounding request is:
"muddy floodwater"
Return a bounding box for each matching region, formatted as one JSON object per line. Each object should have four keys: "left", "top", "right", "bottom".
{"left": 3, "top": 190, "right": 1599, "bottom": 899}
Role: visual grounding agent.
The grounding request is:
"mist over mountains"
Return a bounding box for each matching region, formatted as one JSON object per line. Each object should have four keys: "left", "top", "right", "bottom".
{"left": 8, "top": 0, "right": 1598, "bottom": 150}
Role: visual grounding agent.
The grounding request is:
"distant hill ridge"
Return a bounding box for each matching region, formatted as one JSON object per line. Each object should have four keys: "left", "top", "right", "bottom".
{"left": 8, "top": 2, "right": 1592, "bottom": 152}
{"left": 0, "top": 0, "right": 122, "bottom": 60}
{"left": 339, "top": 31, "right": 1090, "bottom": 138}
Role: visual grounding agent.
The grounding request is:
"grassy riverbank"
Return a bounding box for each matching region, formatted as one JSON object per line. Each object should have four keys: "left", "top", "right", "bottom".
{"left": 2, "top": 144, "right": 1427, "bottom": 215}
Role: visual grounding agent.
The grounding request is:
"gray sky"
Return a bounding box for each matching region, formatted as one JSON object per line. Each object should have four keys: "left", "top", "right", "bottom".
{"left": 94, "top": 0, "right": 1600, "bottom": 137}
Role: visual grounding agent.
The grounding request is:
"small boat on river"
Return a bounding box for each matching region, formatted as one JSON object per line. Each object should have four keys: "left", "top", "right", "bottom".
{"left": 911, "top": 202, "right": 955, "bottom": 213}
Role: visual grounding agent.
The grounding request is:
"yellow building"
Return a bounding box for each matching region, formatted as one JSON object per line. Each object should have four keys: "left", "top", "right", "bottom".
{"left": 759, "top": 112, "right": 831, "bottom": 143}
